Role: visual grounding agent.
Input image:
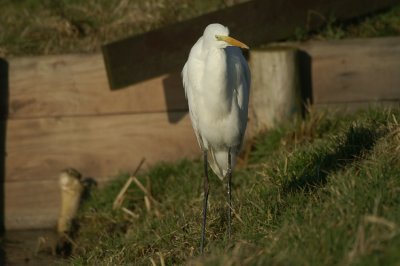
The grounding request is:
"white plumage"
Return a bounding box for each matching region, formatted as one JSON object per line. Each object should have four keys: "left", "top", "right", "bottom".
{"left": 182, "top": 23, "right": 250, "bottom": 179}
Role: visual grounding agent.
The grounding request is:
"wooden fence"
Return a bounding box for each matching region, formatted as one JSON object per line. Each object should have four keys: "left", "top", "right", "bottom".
{"left": 1, "top": 36, "right": 400, "bottom": 230}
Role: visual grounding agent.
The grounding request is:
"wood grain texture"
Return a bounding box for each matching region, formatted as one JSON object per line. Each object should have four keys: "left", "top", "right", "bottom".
{"left": 5, "top": 112, "right": 198, "bottom": 183}
{"left": 298, "top": 37, "right": 400, "bottom": 104}
{"left": 6, "top": 37, "right": 400, "bottom": 119}
{"left": 6, "top": 178, "right": 109, "bottom": 230}
{"left": 6, "top": 177, "right": 131, "bottom": 230}
{"left": 7, "top": 54, "right": 187, "bottom": 118}
{"left": 249, "top": 48, "right": 301, "bottom": 133}
{"left": 5, "top": 179, "right": 61, "bottom": 230}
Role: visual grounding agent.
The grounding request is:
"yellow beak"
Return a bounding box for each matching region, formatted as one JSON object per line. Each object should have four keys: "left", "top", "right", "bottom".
{"left": 216, "top": 35, "right": 249, "bottom": 49}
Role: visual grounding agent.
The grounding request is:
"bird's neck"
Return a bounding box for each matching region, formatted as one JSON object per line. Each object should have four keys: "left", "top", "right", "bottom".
{"left": 202, "top": 47, "right": 232, "bottom": 114}
{"left": 203, "top": 48, "right": 229, "bottom": 94}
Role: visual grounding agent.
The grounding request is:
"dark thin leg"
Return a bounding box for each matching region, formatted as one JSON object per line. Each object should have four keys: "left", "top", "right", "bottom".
{"left": 200, "top": 150, "right": 209, "bottom": 254}
{"left": 227, "top": 148, "right": 232, "bottom": 240}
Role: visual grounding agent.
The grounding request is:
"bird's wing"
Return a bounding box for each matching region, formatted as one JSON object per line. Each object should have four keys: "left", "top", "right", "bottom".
{"left": 182, "top": 38, "right": 205, "bottom": 149}
{"left": 226, "top": 46, "right": 251, "bottom": 146}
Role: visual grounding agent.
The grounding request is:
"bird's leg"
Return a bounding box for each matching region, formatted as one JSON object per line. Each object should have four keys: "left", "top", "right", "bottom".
{"left": 200, "top": 150, "right": 209, "bottom": 254}
{"left": 227, "top": 148, "right": 232, "bottom": 240}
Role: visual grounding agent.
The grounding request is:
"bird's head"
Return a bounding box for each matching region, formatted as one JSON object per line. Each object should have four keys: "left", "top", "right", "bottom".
{"left": 203, "top": 23, "right": 249, "bottom": 50}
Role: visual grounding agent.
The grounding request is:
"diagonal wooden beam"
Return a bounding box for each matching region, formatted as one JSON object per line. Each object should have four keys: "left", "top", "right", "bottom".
{"left": 102, "top": 0, "right": 400, "bottom": 89}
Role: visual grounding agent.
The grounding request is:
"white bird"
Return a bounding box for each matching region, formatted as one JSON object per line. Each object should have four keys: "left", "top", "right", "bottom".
{"left": 182, "top": 23, "right": 250, "bottom": 253}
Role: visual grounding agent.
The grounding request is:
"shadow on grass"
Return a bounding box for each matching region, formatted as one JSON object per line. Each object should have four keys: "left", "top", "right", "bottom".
{"left": 284, "top": 124, "right": 382, "bottom": 193}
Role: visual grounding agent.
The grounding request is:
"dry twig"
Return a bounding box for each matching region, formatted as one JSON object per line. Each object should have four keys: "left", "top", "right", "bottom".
{"left": 113, "top": 158, "right": 145, "bottom": 209}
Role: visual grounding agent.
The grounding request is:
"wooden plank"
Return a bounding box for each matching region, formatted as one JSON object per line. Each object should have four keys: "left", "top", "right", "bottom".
{"left": 5, "top": 112, "right": 198, "bottom": 183}
{"left": 6, "top": 36, "right": 400, "bottom": 119}
{"left": 6, "top": 178, "right": 124, "bottom": 230}
{"left": 249, "top": 48, "right": 302, "bottom": 134}
{"left": 102, "top": 0, "right": 400, "bottom": 89}
{"left": 298, "top": 37, "right": 400, "bottom": 103}
{"left": 5, "top": 179, "right": 61, "bottom": 230}
{"left": 6, "top": 55, "right": 186, "bottom": 118}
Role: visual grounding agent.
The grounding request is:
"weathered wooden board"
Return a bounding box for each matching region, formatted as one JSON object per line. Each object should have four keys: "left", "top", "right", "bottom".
{"left": 102, "top": 0, "right": 400, "bottom": 88}
{"left": 5, "top": 37, "right": 400, "bottom": 120}
{"left": 299, "top": 37, "right": 400, "bottom": 104}
{"left": 6, "top": 179, "right": 61, "bottom": 230}
{"left": 6, "top": 178, "right": 129, "bottom": 230}
{"left": 5, "top": 112, "right": 197, "bottom": 183}
{"left": 247, "top": 37, "right": 400, "bottom": 132}
{"left": 249, "top": 48, "right": 302, "bottom": 135}
{"left": 6, "top": 55, "right": 186, "bottom": 118}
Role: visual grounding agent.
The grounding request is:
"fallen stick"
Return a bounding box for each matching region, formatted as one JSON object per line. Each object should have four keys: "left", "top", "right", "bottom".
{"left": 131, "top": 176, "right": 159, "bottom": 206}
{"left": 121, "top": 207, "right": 140, "bottom": 219}
{"left": 113, "top": 158, "right": 146, "bottom": 210}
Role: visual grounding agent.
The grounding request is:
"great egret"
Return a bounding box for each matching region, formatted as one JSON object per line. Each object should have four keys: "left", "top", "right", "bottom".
{"left": 182, "top": 23, "right": 250, "bottom": 253}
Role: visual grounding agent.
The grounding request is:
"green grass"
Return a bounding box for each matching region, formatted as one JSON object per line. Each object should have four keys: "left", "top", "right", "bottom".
{"left": 1, "top": 1, "right": 400, "bottom": 56}
{"left": 294, "top": 4, "right": 400, "bottom": 41}
{"left": 0, "top": 0, "right": 230, "bottom": 56}
{"left": 70, "top": 108, "right": 400, "bottom": 265}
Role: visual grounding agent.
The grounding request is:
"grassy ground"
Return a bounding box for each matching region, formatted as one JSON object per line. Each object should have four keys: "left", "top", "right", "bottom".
{"left": 0, "top": 0, "right": 236, "bottom": 57}
{"left": 1, "top": 1, "right": 399, "bottom": 57}
{"left": 69, "top": 108, "right": 400, "bottom": 265}
{"left": 293, "top": 4, "right": 400, "bottom": 41}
